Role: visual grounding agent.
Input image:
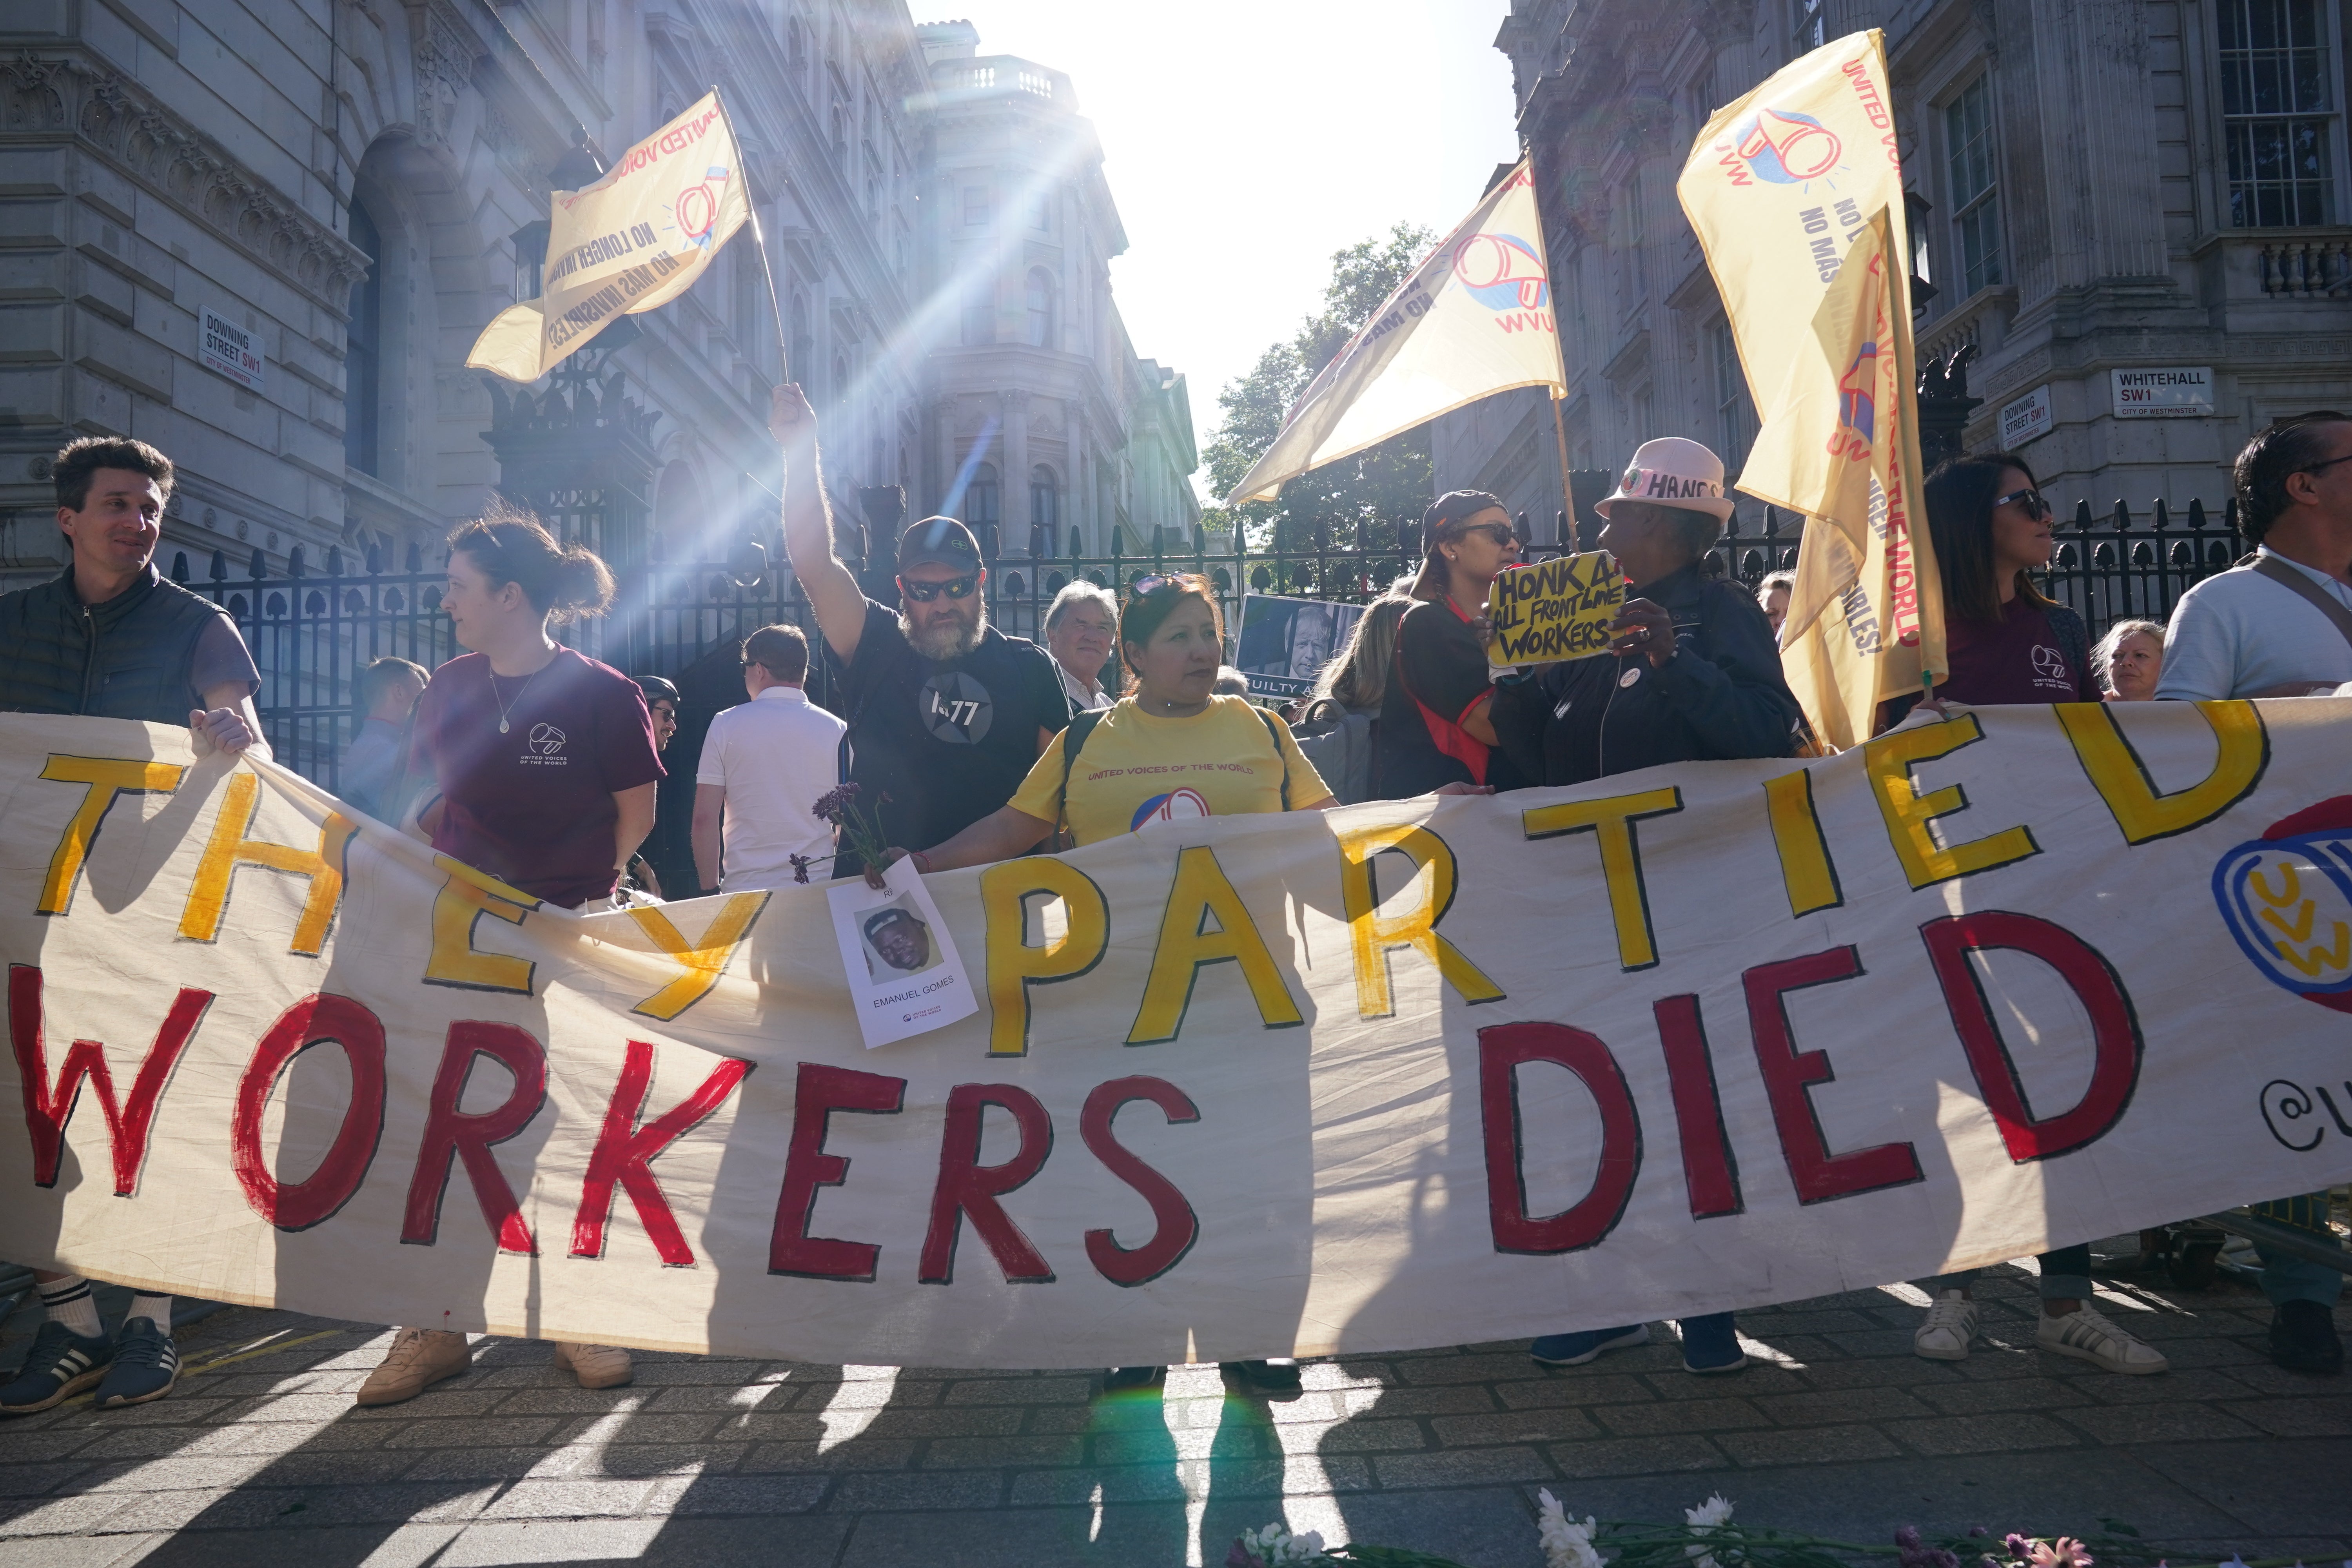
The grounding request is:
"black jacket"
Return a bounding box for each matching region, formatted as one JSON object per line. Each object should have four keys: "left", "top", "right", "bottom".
{"left": 0, "top": 564, "right": 234, "bottom": 725}
{"left": 1496, "top": 561, "right": 1802, "bottom": 786}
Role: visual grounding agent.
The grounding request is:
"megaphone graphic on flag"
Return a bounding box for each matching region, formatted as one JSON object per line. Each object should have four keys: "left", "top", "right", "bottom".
{"left": 1733, "top": 107, "right": 1843, "bottom": 183}
{"left": 1453, "top": 233, "right": 1550, "bottom": 310}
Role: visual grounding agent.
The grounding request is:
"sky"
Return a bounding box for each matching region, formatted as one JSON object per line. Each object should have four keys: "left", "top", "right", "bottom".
{"left": 933, "top": 1, "right": 1523, "bottom": 493}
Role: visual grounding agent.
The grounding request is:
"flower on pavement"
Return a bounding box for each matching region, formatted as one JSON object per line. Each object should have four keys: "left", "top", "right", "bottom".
{"left": 1685, "top": 1494, "right": 1736, "bottom": 1568}
{"left": 1537, "top": 1489, "right": 1607, "bottom": 1568}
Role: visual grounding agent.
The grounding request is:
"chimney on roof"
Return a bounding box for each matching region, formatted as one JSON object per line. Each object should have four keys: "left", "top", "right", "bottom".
{"left": 915, "top": 19, "right": 980, "bottom": 65}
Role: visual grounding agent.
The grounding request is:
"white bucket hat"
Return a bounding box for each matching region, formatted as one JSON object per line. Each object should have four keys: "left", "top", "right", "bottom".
{"left": 1595, "top": 437, "right": 1735, "bottom": 523}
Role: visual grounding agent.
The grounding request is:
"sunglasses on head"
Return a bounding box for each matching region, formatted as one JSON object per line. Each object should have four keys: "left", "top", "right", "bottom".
{"left": 1125, "top": 573, "right": 1182, "bottom": 599}
{"left": 1993, "top": 486, "right": 2051, "bottom": 520}
{"left": 898, "top": 573, "right": 980, "bottom": 603}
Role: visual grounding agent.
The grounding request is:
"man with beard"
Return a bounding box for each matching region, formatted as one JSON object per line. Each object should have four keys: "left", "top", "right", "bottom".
{"left": 771, "top": 385, "right": 1069, "bottom": 874}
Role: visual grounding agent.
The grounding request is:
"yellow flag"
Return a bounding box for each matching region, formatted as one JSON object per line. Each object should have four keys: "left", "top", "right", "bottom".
{"left": 468, "top": 92, "right": 752, "bottom": 383}
{"left": 1225, "top": 160, "right": 1565, "bottom": 503}
{"left": 1677, "top": 31, "right": 1945, "bottom": 750}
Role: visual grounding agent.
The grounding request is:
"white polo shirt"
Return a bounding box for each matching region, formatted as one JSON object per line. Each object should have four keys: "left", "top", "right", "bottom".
{"left": 2155, "top": 547, "right": 2352, "bottom": 700}
{"left": 694, "top": 684, "right": 847, "bottom": 890}
{"left": 1057, "top": 661, "right": 1114, "bottom": 713}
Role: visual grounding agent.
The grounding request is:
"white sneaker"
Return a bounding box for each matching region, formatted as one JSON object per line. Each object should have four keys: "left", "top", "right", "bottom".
{"left": 2036, "top": 1305, "right": 2168, "bottom": 1375}
{"left": 1913, "top": 1290, "right": 1978, "bottom": 1361}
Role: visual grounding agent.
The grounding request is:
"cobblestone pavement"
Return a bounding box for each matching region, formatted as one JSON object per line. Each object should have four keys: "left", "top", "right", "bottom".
{"left": 0, "top": 1245, "right": 2345, "bottom": 1568}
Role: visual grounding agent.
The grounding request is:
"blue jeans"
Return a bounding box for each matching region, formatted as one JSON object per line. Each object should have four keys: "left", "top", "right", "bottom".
{"left": 1923, "top": 1244, "right": 2092, "bottom": 1302}
{"left": 2254, "top": 1193, "right": 2346, "bottom": 1308}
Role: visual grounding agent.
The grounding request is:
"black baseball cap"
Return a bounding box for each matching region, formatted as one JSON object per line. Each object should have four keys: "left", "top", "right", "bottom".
{"left": 636, "top": 675, "right": 679, "bottom": 706}
{"left": 897, "top": 515, "right": 983, "bottom": 573}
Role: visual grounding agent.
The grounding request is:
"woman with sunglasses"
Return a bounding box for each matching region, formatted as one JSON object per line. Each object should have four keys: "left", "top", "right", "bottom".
{"left": 1894, "top": 454, "right": 2089, "bottom": 720}
{"left": 1898, "top": 453, "right": 2166, "bottom": 1378}
{"left": 1376, "top": 490, "right": 1530, "bottom": 799}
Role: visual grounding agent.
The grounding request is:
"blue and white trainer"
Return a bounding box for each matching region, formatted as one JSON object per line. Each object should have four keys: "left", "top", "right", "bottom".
{"left": 0, "top": 1320, "right": 115, "bottom": 1414}
{"left": 1677, "top": 1312, "right": 1748, "bottom": 1375}
{"left": 94, "top": 1319, "right": 179, "bottom": 1408}
{"left": 1530, "top": 1324, "right": 1649, "bottom": 1367}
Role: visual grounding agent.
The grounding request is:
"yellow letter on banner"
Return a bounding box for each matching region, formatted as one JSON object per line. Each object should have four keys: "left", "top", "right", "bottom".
{"left": 1864, "top": 714, "right": 2039, "bottom": 890}
{"left": 626, "top": 893, "right": 769, "bottom": 1020}
{"left": 1127, "top": 846, "right": 1302, "bottom": 1045}
{"left": 177, "top": 772, "right": 358, "bottom": 955}
{"left": 2057, "top": 700, "right": 2269, "bottom": 846}
{"left": 423, "top": 855, "right": 543, "bottom": 994}
{"left": 1522, "top": 787, "right": 1684, "bottom": 971}
{"left": 1763, "top": 769, "right": 1843, "bottom": 918}
{"left": 1336, "top": 822, "right": 1506, "bottom": 1018}
{"left": 980, "top": 858, "right": 1109, "bottom": 1056}
{"left": 36, "top": 755, "right": 187, "bottom": 915}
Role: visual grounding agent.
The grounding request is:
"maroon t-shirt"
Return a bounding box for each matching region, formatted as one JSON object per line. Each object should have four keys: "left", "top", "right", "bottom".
{"left": 411, "top": 649, "right": 664, "bottom": 908}
{"left": 1940, "top": 598, "right": 2085, "bottom": 705}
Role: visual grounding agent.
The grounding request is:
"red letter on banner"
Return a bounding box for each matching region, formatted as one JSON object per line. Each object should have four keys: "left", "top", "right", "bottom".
{"left": 919, "top": 1084, "right": 1056, "bottom": 1284}
{"left": 1744, "top": 946, "right": 1922, "bottom": 1203}
{"left": 1921, "top": 911, "right": 2143, "bottom": 1162}
{"left": 1654, "top": 994, "right": 1743, "bottom": 1219}
{"left": 232, "top": 994, "right": 387, "bottom": 1229}
{"left": 1479, "top": 1021, "right": 1641, "bottom": 1253}
{"left": 401, "top": 1020, "right": 547, "bottom": 1253}
{"left": 769, "top": 1062, "right": 905, "bottom": 1280}
{"left": 1081, "top": 1076, "right": 1200, "bottom": 1286}
{"left": 9, "top": 964, "right": 212, "bottom": 1195}
{"left": 570, "top": 1040, "right": 752, "bottom": 1265}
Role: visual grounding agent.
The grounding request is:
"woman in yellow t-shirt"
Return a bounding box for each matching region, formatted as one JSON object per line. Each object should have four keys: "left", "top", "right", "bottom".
{"left": 885, "top": 573, "right": 1337, "bottom": 864}
{"left": 875, "top": 574, "right": 1486, "bottom": 1396}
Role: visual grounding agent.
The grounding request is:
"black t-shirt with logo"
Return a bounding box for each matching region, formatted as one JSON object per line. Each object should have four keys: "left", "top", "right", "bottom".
{"left": 835, "top": 599, "right": 1071, "bottom": 871}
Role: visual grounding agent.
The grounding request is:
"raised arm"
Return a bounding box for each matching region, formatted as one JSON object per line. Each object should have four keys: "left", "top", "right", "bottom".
{"left": 769, "top": 383, "right": 869, "bottom": 664}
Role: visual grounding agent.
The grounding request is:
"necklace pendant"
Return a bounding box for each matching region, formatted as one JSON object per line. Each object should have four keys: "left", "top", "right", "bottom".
{"left": 499, "top": 718, "right": 510, "bottom": 733}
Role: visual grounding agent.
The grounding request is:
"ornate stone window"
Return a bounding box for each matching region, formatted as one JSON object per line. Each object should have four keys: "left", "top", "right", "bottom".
{"left": 966, "top": 462, "right": 1000, "bottom": 529}
{"left": 1025, "top": 268, "right": 1056, "bottom": 348}
{"left": 345, "top": 200, "right": 385, "bottom": 478}
{"left": 2219, "top": 0, "right": 2339, "bottom": 226}
{"left": 1944, "top": 73, "right": 2003, "bottom": 294}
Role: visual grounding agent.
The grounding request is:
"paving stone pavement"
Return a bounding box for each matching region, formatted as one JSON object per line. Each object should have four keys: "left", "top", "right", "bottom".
{"left": 0, "top": 1247, "right": 2345, "bottom": 1568}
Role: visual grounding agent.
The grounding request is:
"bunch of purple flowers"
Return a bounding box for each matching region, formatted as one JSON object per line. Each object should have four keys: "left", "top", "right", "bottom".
{"left": 805, "top": 782, "right": 894, "bottom": 883}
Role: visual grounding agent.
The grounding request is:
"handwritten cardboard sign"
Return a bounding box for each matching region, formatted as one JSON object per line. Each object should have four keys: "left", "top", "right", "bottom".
{"left": 1485, "top": 551, "right": 1627, "bottom": 666}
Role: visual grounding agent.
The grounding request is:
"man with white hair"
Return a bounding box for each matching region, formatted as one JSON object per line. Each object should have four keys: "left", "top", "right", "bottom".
{"left": 1043, "top": 580, "right": 1117, "bottom": 711}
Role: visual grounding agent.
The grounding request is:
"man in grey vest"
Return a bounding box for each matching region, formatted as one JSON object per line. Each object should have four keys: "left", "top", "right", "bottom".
{"left": 2158, "top": 412, "right": 2352, "bottom": 1376}
{"left": 0, "top": 436, "right": 263, "bottom": 1416}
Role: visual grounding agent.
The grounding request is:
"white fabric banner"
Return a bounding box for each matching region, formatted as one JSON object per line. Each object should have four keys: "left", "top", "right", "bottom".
{"left": 1225, "top": 160, "right": 1565, "bottom": 504}
{"left": 5, "top": 703, "right": 2350, "bottom": 1368}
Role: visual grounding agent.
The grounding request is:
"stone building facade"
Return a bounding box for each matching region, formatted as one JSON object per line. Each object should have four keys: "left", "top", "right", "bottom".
{"left": 912, "top": 21, "right": 1198, "bottom": 561}
{"left": 0, "top": 1, "right": 1191, "bottom": 600}
{"left": 1439, "top": 0, "right": 2352, "bottom": 530}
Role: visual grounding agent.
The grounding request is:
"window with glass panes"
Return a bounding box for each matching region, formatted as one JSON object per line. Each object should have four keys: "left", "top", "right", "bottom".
{"left": 1945, "top": 74, "right": 2003, "bottom": 294}
{"left": 2219, "top": 0, "right": 2339, "bottom": 226}
{"left": 1793, "top": 0, "right": 1825, "bottom": 52}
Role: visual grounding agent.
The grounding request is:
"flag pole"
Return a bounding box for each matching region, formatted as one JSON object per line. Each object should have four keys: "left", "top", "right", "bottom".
{"left": 711, "top": 83, "right": 792, "bottom": 383}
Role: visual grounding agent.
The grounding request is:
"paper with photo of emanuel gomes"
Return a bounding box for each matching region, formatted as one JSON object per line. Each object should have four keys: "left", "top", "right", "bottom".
{"left": 1237, "top": 595, "right": 1364, "bottom": 697}
{"left": 824, "top": 857, "right": 978, "bottom": 1048}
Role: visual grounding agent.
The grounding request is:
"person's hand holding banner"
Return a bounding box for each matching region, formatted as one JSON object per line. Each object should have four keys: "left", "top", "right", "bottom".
{"left": 1484, "top": 551, "right": 1627, "bottom": 667}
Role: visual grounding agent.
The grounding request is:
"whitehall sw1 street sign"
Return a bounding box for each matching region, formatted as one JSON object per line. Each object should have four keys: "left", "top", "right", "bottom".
{"left": 2112, "top": 367, "right": 2212, "bottom": 419}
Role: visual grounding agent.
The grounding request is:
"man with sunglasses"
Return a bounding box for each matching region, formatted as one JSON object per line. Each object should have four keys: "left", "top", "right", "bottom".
{"left": 2154, "top": 412, "right": 2352, "bottom": 1377}
{"left": 771, "top": 385, "right": 1070, "bottom": 874}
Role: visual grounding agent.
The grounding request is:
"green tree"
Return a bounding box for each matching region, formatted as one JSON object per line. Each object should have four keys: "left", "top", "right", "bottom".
{"left": 1200, "top": 223, "right": 1437, "bottom": 579}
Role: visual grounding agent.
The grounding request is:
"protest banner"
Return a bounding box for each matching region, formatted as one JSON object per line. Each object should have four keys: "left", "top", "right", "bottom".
{"left": 1484, "top": 552, "right": 1626, "bottom": 667}
{"left": 468, "top": 92, "right": 752, "bottom": 383}
{"left": 1678, "top": 31, "right": 1947, "bottom": 749}
{"left": 1236, "top": 595, "right": 1365, "bottom": 697}
{"left": 5, "top": 703, "right": 2351, "bottom": 1368}
{"left": 1226, "top": 160, "right": 1565, "bottom": 505}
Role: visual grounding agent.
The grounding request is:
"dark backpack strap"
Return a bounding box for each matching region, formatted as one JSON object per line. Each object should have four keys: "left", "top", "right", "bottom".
{"left": 2249, "top": 554, "right": 2352, "bottom": 655}
{"left": 1055, "top": 707, "right": 1105, "bottom": 839}
{"left": 1253, "top": 706, "right": 1292, "bottom": 809}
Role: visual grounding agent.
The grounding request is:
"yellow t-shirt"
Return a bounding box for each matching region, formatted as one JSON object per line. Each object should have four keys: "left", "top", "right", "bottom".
{"left": 1008, "top": 695, "right": 1331, "bottom": 848}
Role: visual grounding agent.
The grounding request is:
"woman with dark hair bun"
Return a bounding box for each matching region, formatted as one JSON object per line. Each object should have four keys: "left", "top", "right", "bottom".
{"left": 1896, "top": 456, "right": 2165, "bottom": 1379}
{"left": 357, "top": 503, "right": 664, "bottom": 1408}
{"left": 1375, "top": 490, "right": 1526, "bottom": 798}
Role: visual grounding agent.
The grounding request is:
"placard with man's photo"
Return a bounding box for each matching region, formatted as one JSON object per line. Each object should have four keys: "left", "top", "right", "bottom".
{"left": 1236, "top": 594, "right": 1363, "bottom": 697}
